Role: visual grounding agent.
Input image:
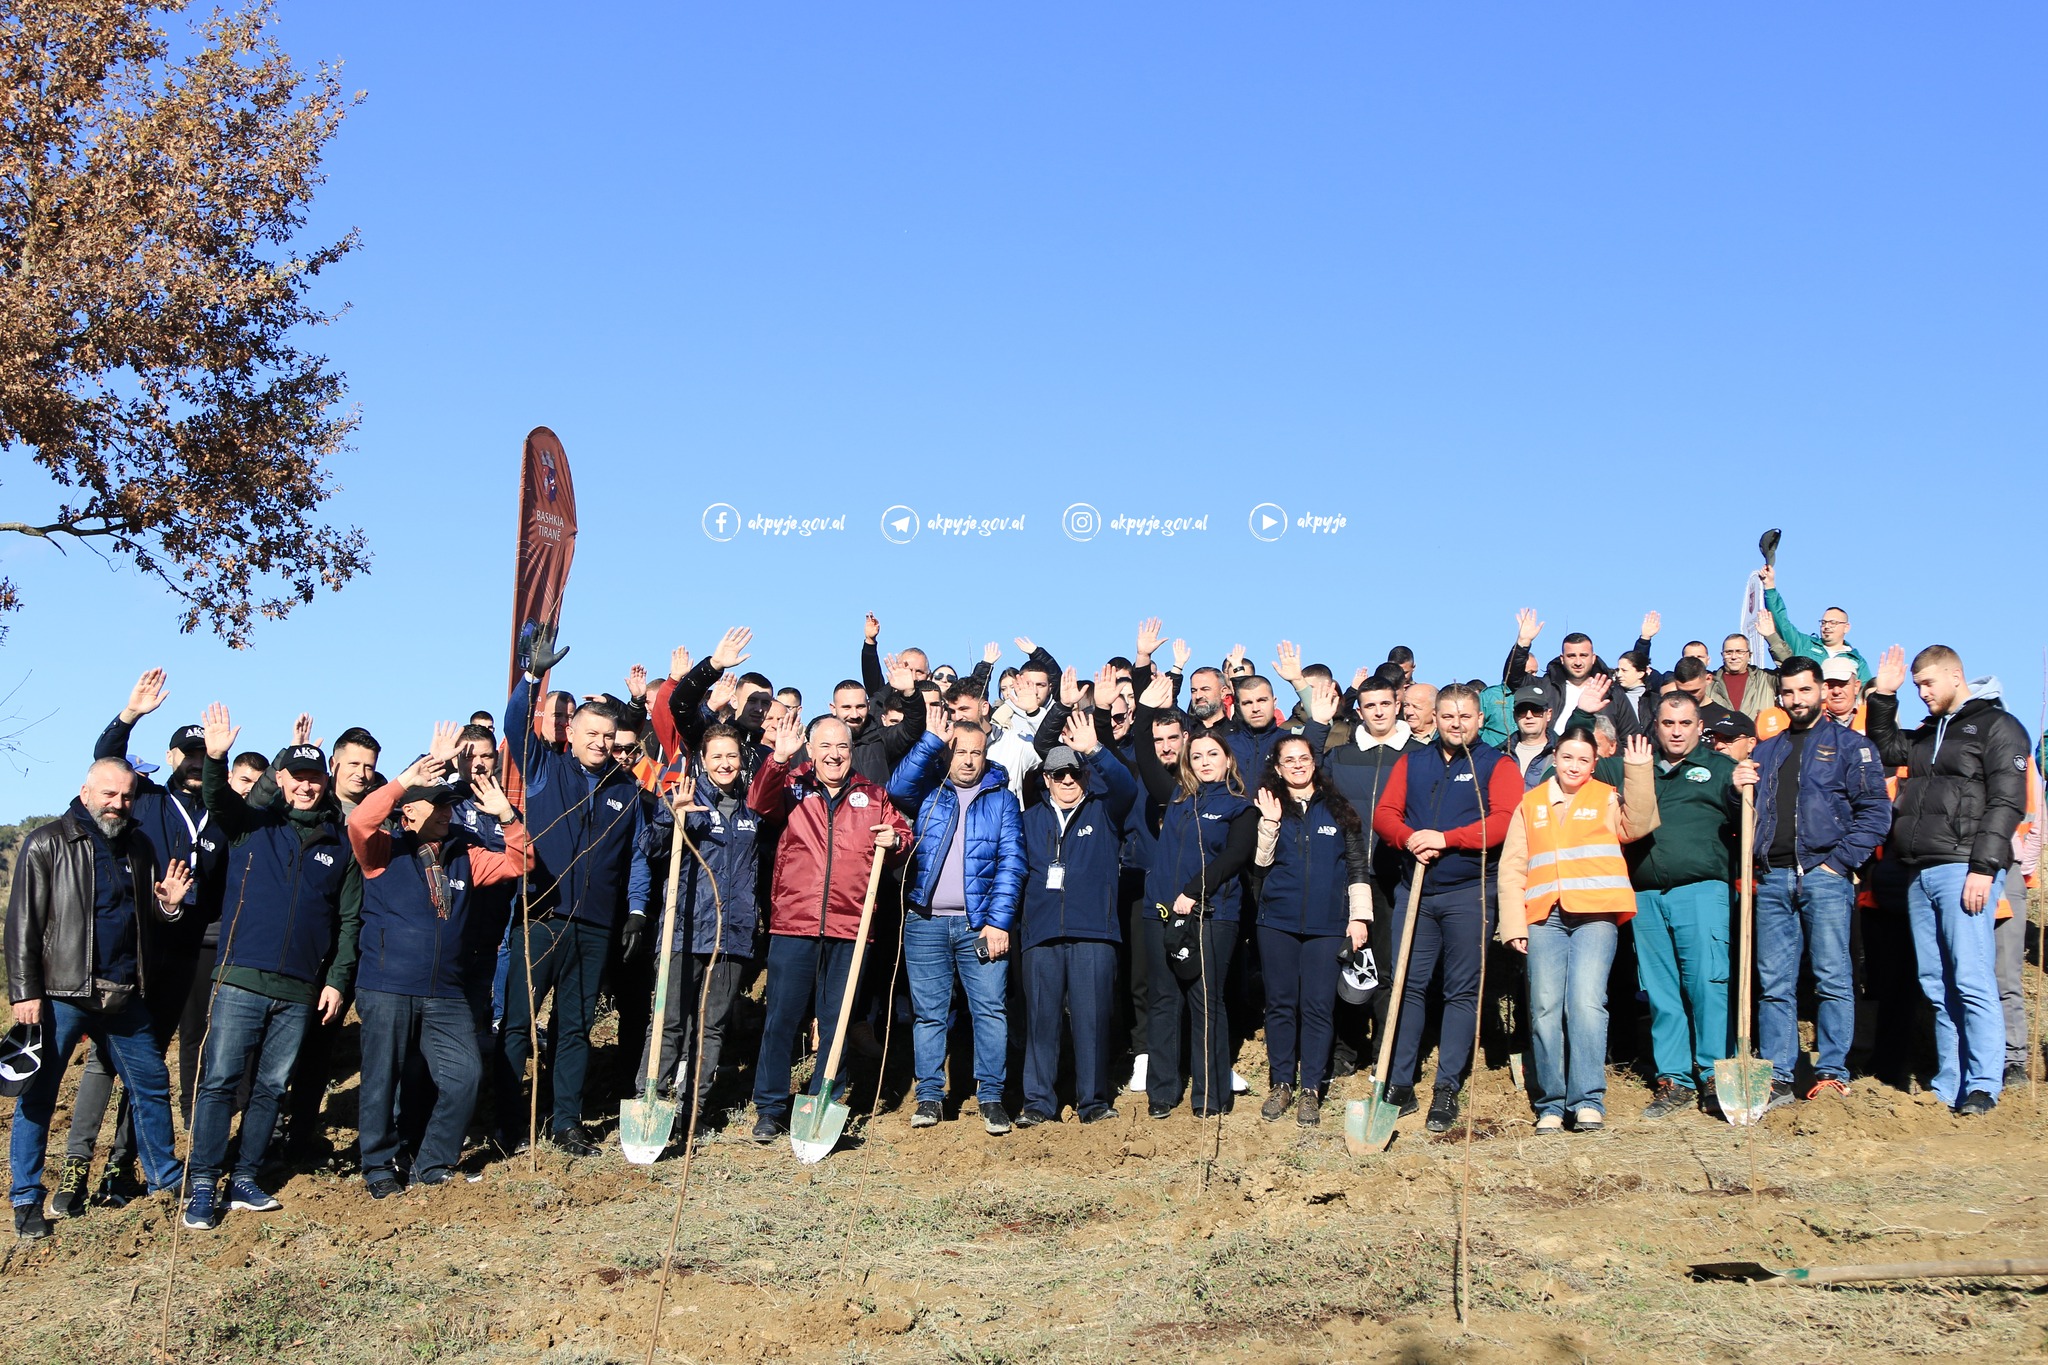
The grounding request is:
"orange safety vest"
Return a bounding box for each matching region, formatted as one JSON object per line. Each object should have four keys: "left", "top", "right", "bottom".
{"left": 1520, "top": 779, "right": 1636, "bottom": 921}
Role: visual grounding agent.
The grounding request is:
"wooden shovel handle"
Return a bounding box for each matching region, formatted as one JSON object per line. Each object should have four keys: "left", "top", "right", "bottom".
{"left": 643, "top": 811, "right": 689, "bottom": 1095}
{"left": 1735, "top": 786, "right": 1756, "bottom": 1052}
{"left": 815, "top": 842, "right": 890, "bottom": 1094}
{"left": 1369, "top": 866, "right": 1428, "bottom": 1090}
{"left": 1792, "top": 1257, "right": 2048, "bottom": 1286}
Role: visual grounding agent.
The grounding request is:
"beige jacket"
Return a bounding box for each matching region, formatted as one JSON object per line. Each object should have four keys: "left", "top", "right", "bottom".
{"left": 1495, "top": 760, "right": 1660, "bottom": 941}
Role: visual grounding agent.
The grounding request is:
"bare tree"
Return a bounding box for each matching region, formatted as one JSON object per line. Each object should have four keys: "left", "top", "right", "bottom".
{"left": 1, "top": 0, "right": 369, "bottom": 646}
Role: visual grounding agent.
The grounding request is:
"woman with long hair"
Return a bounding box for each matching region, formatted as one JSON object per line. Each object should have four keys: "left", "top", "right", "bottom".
{"left": 1251, "top": 727, "right": 1372, "bottom": 1126}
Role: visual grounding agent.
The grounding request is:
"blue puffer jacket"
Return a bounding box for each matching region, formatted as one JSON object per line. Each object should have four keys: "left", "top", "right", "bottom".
{"left": 1739, "top": 717, "right": 1892, "bottom": 877}
{"left": 643, "top": 774, "right": 761, "bottom": 959}
{"left": 1017, "top": 749, "right": 1141, "bottom": 950}
{"left": 889, "top": 732, "right": 1026, "bottom": 932}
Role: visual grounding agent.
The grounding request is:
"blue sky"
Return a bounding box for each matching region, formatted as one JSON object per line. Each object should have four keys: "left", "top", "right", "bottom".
{"left": 4, "top": 4, "right": 2043, "bottom": 815}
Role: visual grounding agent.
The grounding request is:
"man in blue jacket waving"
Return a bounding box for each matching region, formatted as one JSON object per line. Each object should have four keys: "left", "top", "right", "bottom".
{"left": 890, "top": 711, "right": 1025, "bottom": 1135}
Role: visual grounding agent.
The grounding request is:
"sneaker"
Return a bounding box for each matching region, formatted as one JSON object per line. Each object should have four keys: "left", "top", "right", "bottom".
{"left": 407, "top": 1169, "right": 454, "bottom": 1189}
{"left": 1573, "top": 1106, "right": 1604, "bottom": 1133}
{"left": 1804, "top": 1077, "right": 1850, "bottom": 1102}
{"left": 14, "top": 1202, "right": 49, "bottom": 1241}
{"left": 1260, "top": 1083, "right": 1295, "bottom": 1122}
{"left": 981, "top": 1103, "right": 1013, "bottom": 1136}
{"left": 1955, "top": 1090, "right": 1997, "bottom": 1118}
{"left": 1385, "top": 1084, "right": 1419, "bottom": 1118}
{"left": 1014, "top": 1108, "right": 1054, "bottom": 1129}
{"left": 1125, "top": 1054, "right": 1148, "bottom": 1094}
{"left": 1764, "top": 1080, "right": 1795, "bottom": 1113}
{"left": 1534, "top": 1112, "right": 1564, "bottom": 1134}
{"left": 1643, "top": 1080, "right": 1696, "bottom": 1120}
{"left": 1296, "top": 1088, "right": 1321, "bottom": 1128}
{"left": 2001, "top": 1063, "right": 2028, "bottom": 1089}
{"left": 1148, "top": 1101, "right": 1174, "bottom": 1120}
{"left": 750, "top": 1117, "right": 786, "bottom": 1145}
{"left": 910, "top": 1100, "right": 942, "bottom": 1129}
{"left": 1079, "top": 1105, "right": 1119, "bottom": 1124}
{"left": 365, "top": 1170, "right": 402, "bottom": 1200}
{"left": 49, "top": 1156, "right": 91, "bottom": 1220}
{"left": 226, "top": 1177, "right": 281, "bottom": 1213}
{"left": 1425, "top": 1088, "right": 1460, "bottom": 1133}
{"left": 1230, "top": 1070, "right": 1250, "bottom": 1095}
{"left": 181, "top": 1184, "right": 219, "bottom": 1231}
{"left": 549, "top": 1128, "right": 600, "bottom": 1158}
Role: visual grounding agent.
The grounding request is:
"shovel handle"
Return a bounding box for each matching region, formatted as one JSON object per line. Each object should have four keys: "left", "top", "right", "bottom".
{"left": 1734, "top": 786, "right": 1756, "bottom": 1055}
{"left": 815, "top": 842, "right": 890, "bottom": 1095}
{"left": 643, "top": 806, "right": 689, "bottom": 1096}
{"left": 1789, "top": 1258, "right": 2048, "bottom": 1286}
{"left": 1368, "top": 866, "right": 1428, "bottom": 1092}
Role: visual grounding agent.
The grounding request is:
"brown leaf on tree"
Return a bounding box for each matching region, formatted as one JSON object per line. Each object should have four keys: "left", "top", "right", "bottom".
{"left": 0, "top": 0, "right": 369, "bottom": 647}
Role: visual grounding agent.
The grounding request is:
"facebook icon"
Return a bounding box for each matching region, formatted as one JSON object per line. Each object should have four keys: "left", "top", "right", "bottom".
{"left": 702, "top": 502, "right": 740, "bottom": 542}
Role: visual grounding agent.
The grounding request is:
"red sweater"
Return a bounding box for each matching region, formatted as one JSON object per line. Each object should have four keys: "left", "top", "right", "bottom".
{"left": 1371, "top": 750, "right": 1522, "bottom": 852}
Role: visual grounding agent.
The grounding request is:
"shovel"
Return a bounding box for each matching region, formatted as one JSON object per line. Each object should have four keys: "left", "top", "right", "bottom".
{"left": 790, "top": 843, "right": 889, "bottom": 1166}
{"left": 1691, "top": 1256, "right": 2048, "bottom": 1287}
{"left": 1345, "top": 867, "right": 1427, "bottom": 1155}
{"left": 1715, "top": 787, "right": 1773, "bottom": 1125}
{"left": 620, "top": 807, "right": 688, "bottom": 1164}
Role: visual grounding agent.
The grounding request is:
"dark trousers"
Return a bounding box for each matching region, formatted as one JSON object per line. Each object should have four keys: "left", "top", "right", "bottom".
{"left": 499, "top": 914, "right": 613, "bottom": 1137}
{"left": 640, "top": 952, "right": 746, "bottom": 1114}
{"left": 284, "top": 996, "right": 348, "bottom": 1154}
{"left": 1142, "top": 914, "right": 1237, "bottom": 1113}
{"left": 357, "top": 989, "right": 479, "bottom": 1181}
{"left": 752, "top": 933, "right": 858, "bottom": 1126}
{"left": 1388, "top": 885, "right": 1494, "bottom": 1093}
{"left": 608, "top": 934, "right": 657, "bottom": 1102}
{"left": 1332, "top": 889, "right": 1395, "bottom": 1073}
{"left": 1118, "top": 869, "right": 1151, "bottom": 1058}
{"left": 176, "top": 939, "right": 218, "bottom": 1119}
{"left": 1259, "top": 926, "right": 1344, "bottom": 1092}
{"left": 1022, "top": 938, "right": 1118, "bottom": 1117}
{"left": 65, "top": 947, "right": 196, "bottom": 1167}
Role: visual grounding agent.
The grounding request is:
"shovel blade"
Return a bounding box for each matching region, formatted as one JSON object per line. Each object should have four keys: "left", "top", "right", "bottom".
{"left": 1343, "top": 1083, "right": 1401, "bottom": 1156}
{"left": 788, "top": 1088, "right": 849, "bottom": 1166}
{"left": 619, "top": 1095, "right": 678, "bottom": 1165}
{"left": 1690, "top": 1260, "right": 1782, "bottom": 1283}
{"left": 1713, "top": 1056, "right": 1774, "bottom": 1126}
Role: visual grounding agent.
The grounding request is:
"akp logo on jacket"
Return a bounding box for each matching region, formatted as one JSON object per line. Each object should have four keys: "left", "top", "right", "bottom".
{"left": 312, "top": 851, "right": 335, "bottom": 867}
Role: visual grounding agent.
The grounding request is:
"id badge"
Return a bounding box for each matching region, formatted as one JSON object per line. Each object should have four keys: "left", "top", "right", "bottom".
{"left": 1046, "top": 863, "right": 1065, "bottom": 890}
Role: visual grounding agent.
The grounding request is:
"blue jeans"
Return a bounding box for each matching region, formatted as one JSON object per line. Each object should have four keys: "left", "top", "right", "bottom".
{"left": 752, "top": 933, "right": 858, "bottom": 1125}
{"left": 904, "top": 911, "right": 1009, "bottom": 1107}
{"left": 1907, "top": 864, "right": 2006, "bottom": 1105}
{"left": 187, "top": 983, "right": 311, "bottom": 1187}
{"left": 1022, "top": 939, "right": 1117, "bottom": 1116}
{"left": 1524, "top": 907, "right": 1619, "bottom": 1116}
{"left": 1755, "top": 867, "right": 1855, "bottom": 1085}
{"left": 357, "top": 989, "right": 480, "bottom": 1181}
{"left": 1632, "top": 882, "right": 1733, "bottom": 1087}
{"left": 1258, "top": 926, "right": 1345, "bottom": 1093}
{"left": 10, "top": 995, "right": 182, "bottom": 1206}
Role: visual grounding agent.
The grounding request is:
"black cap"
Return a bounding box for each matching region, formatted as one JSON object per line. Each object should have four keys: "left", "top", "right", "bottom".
{"left": 170, "top": 724, "right": 207, "bottom": 753}
{"left": 1511, "top": 685, "right": 1551, "bottom": 713}
{"left": 1707, "top": 711, "right": 1756, "bottom": 741}
{"left": 279, "top": 744, "right": 328, "bottom": 776}
{"left": 400, "top": 777, "right": 470, "bottom": 808}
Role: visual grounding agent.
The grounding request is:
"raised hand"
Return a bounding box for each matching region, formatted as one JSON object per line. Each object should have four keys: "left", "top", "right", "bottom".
{"left": 864, "top": 612, "right": 881, "bottom": 645}
{"left": 1059, "top": 666, "right": 1083, "bottom": 708}
{"left": 1309, "top": 676, "right": 1341, "bottom": 725}
{"left": 1623, "top": 733, "right": 1653, "bottom": 766}
{"left": 1639, "top": 610, "right": 1662, "bottom": 640}
{"left": 124, "top": 668, "right": 170, "bottom": 721}
{"left": 770, "top": 710, "right": 806, "bottom": 764}
{"left": 1515, "top": 608, "right": 1544, "bottom": 648}
{"left": 526, "top": 623, "right": 570, "bottom": 676}
{"left": 1062, "top": 709, "right": 1099, "bottom": 754}
{"left": 926, "top": 698, "right": 954, "bottom": 743}
{"left": 426, "top": 720, "right": 462, "bottom": 770}
{"left": 1577, "top": 673, "right": 1613, "bottom": 712}
{"left": 470, "top": 773, "right": 516, "bottom": 821}
{"left": 155, "top": 859, "right": 193, "bottom": 911}
{"left": 982, "top": 641, "right": 1003, "bottom": 665}
{"left": 1092, "top": 663, "right": 1119, "bottom": 709}
{"left": 1872, "top": 644, "right": 1907, "bottom": 697}
{"left": 292, "top": 712, "right": 314, "bottom": 747}
{"left": 668, "top": 645, "right": 692, "bottom": 682}
{"left": 1170, "top": 638, "right": 1191, "bottom": 671}
{"left": 1140, "top": 672, "right": 1174, "bottom": 710}
{"left": 1226, "top": 643, "right": 1247, "bottom": 673}
{"left": 1757, "top": 610, "right": 1778, "bottom": 638}
{"left": 625, "top": 664, "right": 649, "bottom": 701}
{"left": 1135, "top": 617, "right": 1165, "bottom": 663}
{"left": 1014, "top": 635, "right": 1037, "bottom": 658}
{"left": 202, "top": 703, "right": 239, "bottom": 761}
{"left": 1758, "top": 565, "right": 1776, "bottom": 591}
{"left": 706, "top": 671, "right": 739, "bottom": 715}
{"left": 1352, "top": 665, "right": 1373, "bottom": 690}
{"left": 1255, "top": 788, "right": 1283, "bottom": 823}
{"left": 885, "top": 653, "right": 914, "bottom": 693}
{"left": 709, "top": 626, "right": 753, "bottom": 672}
{"left": 1273, "top": 640, "right": 1303, "bottom": 685}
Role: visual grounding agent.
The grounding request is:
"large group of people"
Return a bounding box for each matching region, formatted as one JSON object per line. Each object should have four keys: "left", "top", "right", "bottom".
{"left": 5, "top": 563, "right": 2040, "bottom": 1242}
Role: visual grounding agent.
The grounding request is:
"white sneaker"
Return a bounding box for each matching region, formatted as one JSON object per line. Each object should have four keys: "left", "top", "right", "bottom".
{"left": 1125, "top": 1054, "right": 1148, "bottom": 1093}
{"left": 1534, "top": 1112, "right": 1564, "bottom": 1133}
{"left": 1231, "top": 1070, "right": 1250, "bottom": 1095}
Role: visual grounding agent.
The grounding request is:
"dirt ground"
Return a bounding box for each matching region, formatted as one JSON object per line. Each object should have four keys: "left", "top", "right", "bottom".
{"left": 5, "top": 999, "right": 2045, "bottom": 1365}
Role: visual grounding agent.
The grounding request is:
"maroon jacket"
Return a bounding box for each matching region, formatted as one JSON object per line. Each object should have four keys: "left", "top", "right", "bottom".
{"left": 746, "top": 756, "right": 910, "bottom": 939}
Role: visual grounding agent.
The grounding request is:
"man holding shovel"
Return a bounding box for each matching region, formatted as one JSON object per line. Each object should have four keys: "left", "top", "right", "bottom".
{"left": 745, "top": 713, "right": 910, "bottom": 1145}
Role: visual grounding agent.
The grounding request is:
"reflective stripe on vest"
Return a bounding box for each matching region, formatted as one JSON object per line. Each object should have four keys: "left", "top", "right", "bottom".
{"left": 1521, "top": 779, "right": 1634, "bottom": 918}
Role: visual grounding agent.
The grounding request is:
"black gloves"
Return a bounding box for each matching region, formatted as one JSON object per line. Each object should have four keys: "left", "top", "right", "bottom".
{"left": 619, "top": 914, "right": 647, "bottom": 961}
{"left": 523, "top": 622, "right": 571, "bottom": 678}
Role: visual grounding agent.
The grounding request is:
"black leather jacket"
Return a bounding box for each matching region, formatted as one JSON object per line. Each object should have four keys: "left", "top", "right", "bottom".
{"left": 5, "top": 811, "right": 171, "bottom": 1004}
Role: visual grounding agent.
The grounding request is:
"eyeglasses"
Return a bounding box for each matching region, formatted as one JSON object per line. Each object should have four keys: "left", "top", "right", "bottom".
{"left": 1045, "top": 769, "right": 1082, "bottom": 784}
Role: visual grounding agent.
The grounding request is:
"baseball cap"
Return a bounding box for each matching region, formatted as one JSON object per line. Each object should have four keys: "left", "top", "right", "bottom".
{"left": 1041, "top": 745, "right": 1082, "bottom": 775}
{"left": 169, "top": 723, "right": 207, "bottom": 753}
{"left": 279, "top": 744, "right": 328, "bottom": 775}
{"left": 1820, "top": 656, "right": 1858, "bottom": 683}
{"left": 1511, "top": 684, "right": 1551, "bottom": 713}
{"left": 1336, "top": 945, "right": 1380, "bottom": 1004}
{"left": 0, "top": 1024, "right": 44, "bottom": 1098}
{"left": 400, "top": 779, "right": 470, "bottom": 808}
{"left": 1707, "top": 711, "right": 1756, "bottom": 742}
{"left": 128, "top": 754, "right": 161, "bottom": 775}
